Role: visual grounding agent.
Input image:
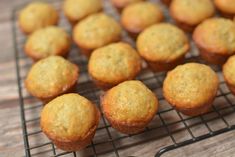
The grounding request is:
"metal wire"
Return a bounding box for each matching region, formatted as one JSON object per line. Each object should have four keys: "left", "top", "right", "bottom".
{"left": 12, "top": 0, "right": 235, "bottom": 157}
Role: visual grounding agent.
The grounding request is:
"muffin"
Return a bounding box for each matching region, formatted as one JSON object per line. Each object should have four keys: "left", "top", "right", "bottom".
{"left": 73, "top": 13, "right": 122, "bottom": 56}
{"left": 193, "top": 18, "right": 235, "bottom": 65}
{"left": 137, "top": 23, "right": 189, "bottom": 72}
{"left": 214, "top": 0, "right": 235, "bottom": 18}
{"left": 102, "top": 80, "right": 158, "bottom": 134}
{"left": 41, "top": 93, "right": 100, "bottom": 151}
{"left": 163, "top": 63, "right": 219, "bottom": 116}
{"left": 19, "top": 2, "right": 59, "bottom": 34}
{"left": 25, "top": 56, "right": 79, "bottom": 102}
{"left": 24, "top": 26, "right": 71, "bottom": 61}
{"left": 63, "top": 0, "right": 102, "bottom": 25}
{"left": 121, "top": 2, "right": 164, "bottom": 38}
{"left": 223, "top": 55, "right": 235, "bottom": 95}
{"left": 111, "top": 0, "right": 145, "bottom": 11}
{"left": 88, "top": 42, "right": 142, "bottom": 89}
{"left": 170, "top": 0, "right": 215, "bottom": 32}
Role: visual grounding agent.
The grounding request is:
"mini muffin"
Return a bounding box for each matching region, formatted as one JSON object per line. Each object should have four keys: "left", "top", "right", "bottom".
{"left": 88, "top": 42, "right": 142, "bottom": 89}
{"left": 121, "top": 2, "right": 164, "bottom": 38}
{"left": 223, "top": 55, "right": 235, "bottom": 95}
{"left": 73, "top": 13, "right": 122, "bottom": 56}
{"left": 111, "top": 0, "right": 145, "bottom": 11}
{"left": 193, "top": 18, "right": 235, "bottom": 64}
{"left": 170, "top": 0, "right": 215, "bottom": 32}
{"left": 163, "top": 63, "right": 219, "bottom": 116}
{"left": 63, "top": 0, "right": 102, "bottom": 25}
{"left": 137, "top": 23, "right": 189, "bottom": 72}
{"left": 41, "top": 93, "right": 100, "bottom": 151}
{"left": 214, "top": 0, "right": 235, "bottom": 18}
{"left": 25, "top": 56, "right": 79, "bottom": 102}
{"left": 19, "top": 2, "right": 58, "bottom": 34}
{"left": 24, "top": 26, "right": 71, "bottom": 61}
{"left": 161, "top": 0, "right": 172, "bottom": 6}
{"left": 102, "top": 80, "right": 158, "bottom": 134}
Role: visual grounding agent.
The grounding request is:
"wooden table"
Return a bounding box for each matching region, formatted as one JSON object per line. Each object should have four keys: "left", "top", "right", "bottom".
{"left": 1, "top": 0, "right": 235, "bottom": 157}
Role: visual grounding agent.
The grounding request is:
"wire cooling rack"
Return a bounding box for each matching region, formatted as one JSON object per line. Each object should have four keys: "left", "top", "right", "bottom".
{"left": 12, "top": 0, "right": 235, "bottom": 157}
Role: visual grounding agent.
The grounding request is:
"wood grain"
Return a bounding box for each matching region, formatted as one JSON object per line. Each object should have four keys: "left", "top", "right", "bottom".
{"left": 1, "top": 0, "right": 235, "bottom": 157}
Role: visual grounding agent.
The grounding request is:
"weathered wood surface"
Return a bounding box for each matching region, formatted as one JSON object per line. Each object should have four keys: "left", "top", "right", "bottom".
{"left": 1, "top": 0, "right": 235, "bottom": 157}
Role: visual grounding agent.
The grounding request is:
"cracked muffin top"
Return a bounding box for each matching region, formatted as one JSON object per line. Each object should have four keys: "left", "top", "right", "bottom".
{"left": 63, "top": 0, "right": 102, "bottom": 24}
{"left": 25, "top": 56, "right": 79, "bottom": 100}
{"left": 102, "top": 80, "right": 158, "bottom": 124}
{"left": 88, "top": 42, "right": 141, "bottom": 86}
{"left": 193, "top": 18, "right": 235, "bottom": 55}
{"left": 163, "top": 63, "right": 219, "bottom": 109}
{"left": 121, "top": 1, "right": 164, "bottom": 34}
{"left": 25, "top": 26, "right": 71, "bottom": 61}
{"left": 137, "top": 23, "right": 189, "bottom": 62}
{"left": 73, "top": 13, "right": 121, "bottom": 51}
{"left": 19, "top": 2, "right": 58, "bottom": 34}
{"left": 170, "top": 0, "right": 215, "bottom": 26}
{"left": 41, "top": 93, "right": 100, "bottom": 141}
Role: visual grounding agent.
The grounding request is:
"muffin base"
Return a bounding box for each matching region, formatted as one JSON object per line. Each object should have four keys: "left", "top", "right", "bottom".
{"left": 67, "top": 19, "right": 77, "bottom": 27}
{"left": 91, "top": 74, "right": 140, "bottom": 90}
{"left": 66, "top": 9, "right": 103, "bottom": 27}
{"left": 175, "top": 103, "right": 213, "bottom": 116}
{"left": 174, "top": 21, "right": 195, "bottom": 32}
{"left": 104, "top": 112, "right": 149, "bottom": 134}
{"left": 147, "top": 55, "right": 185, "bottom": 72}
{"left": 92, "top": 78, "right": 118, "bottom": 90}
{"left": 218, "top": 11, "right": 234, "bottom": 19}
{"left": 198, "top": 47, "right": 230, "bottom": 65}
{"left": 27, "top": 51, "right": 70, "bottom": 62}
{"left": 127, "top": 31, "right": 139, "bottom": 41}
{"left": 18, "top": 20, "right": 59, "bottom": 35}
{"left": 52, "top": 130, "right": 96, "bottom": 151}
{"left": 116, "top": 7, "right": 122, "bottom": 14}
{"left": 77, "top": 39, "right": 122, "bottom": 57}
{"left": 108, "top": 120, "right": 146, "bottom": 134}
{"left": 39, "top": 81, "right": 77, "bottom": 103}
{"left": 161, "top": 0, "right": 171, "bottom": 6}
{"left": 79, "top": 48, "right": 93, "bottom": 57}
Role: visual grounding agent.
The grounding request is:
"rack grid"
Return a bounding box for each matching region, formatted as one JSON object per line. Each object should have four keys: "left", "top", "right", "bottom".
{"left": 12, "top": 0, "right": 235, "bottom": 156}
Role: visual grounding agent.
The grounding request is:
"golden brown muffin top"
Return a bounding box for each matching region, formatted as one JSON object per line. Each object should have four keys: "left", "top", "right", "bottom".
{"left": 63, "top": 0, "right": 102, "bottom": 23}
{"left": 19, "top": 2, "right": 58, "bottom": 34}
{"left": 163, "top": 63, "right": 219, "bottom": 109}
{"left": 88, "top": 42, "right": 141, "bottom": 85}
{"left": 111, "top": 0, "right": 145, "bottom": 9}
{"left": 214, "top": 0, "right": 235, "bottom": 14}
{"left": 41, "top": 93, "right": 100, "bottom": 141}
{"left": 25, "top": 56, "right": 79, "bottom": 99}
{"left": 73, "top": 13, "right": 121, "bottom": 50}
{"left": 121, "top": 2, "right": 164, "bottom": 33}
{"left": 223, "top": 55, "right": 235, "bottom": 85}
{"left": 193, "top": 18, "right": 235, "bottom": 55}
{"left": 25, "top": 26, "right": 71, "bottom": 61}
{"left": 137, "top": 23, "right": 189, "bottom": 62}
{"left": 102, "top": 80, "right": 158, "bottom": 124}
{"left": 170, "top": 0, "right": 215, "bottom": 26}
